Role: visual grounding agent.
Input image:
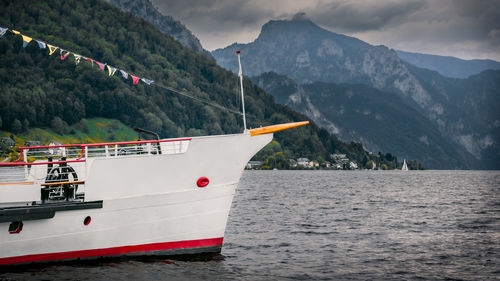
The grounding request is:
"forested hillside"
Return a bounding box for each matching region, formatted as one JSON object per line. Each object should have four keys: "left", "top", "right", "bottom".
{"left": 252, "top": 72, "right": 466, "bottom": 169}
{"left": 0, "top": 0, "right": 415, "bottom": 169}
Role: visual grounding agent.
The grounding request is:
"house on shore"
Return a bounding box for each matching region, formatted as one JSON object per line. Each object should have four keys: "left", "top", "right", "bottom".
{"left": 297, "top": 158, "right": 310, "bottom": 168}
{"left": 246, "top": 161, "right": 264, "bottom": 170}
{"left": 1, "top": 137, "right": 15, "bottom": 148}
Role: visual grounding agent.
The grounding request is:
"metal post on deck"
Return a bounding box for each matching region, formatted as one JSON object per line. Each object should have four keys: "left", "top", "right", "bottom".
{"left": 237, "top": 51, "right": 248, "bottom": 133}
{"left": 23, "top": 149, "right": 28, "bottom": 179}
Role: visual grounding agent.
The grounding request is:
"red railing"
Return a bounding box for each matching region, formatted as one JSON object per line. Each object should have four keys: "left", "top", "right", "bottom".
{"left": 0, "top": 138, "right": 192, "bottom": 167}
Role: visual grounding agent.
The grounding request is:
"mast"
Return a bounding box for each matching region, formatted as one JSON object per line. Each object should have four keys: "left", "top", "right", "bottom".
{"left": 236, "top": 51, "right": 248, "bottom": 133}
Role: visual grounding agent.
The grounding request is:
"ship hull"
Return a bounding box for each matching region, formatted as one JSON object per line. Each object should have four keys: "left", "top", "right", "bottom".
{"left": 0, "top": 133, "right": 273, "bottom": 265}
{"left": 0, "top": 187, "right": 232, "bottom": 265}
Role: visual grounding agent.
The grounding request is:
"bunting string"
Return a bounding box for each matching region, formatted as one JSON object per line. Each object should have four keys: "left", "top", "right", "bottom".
{"left": 0, "top": 26, "right": 246, "bottom": 117}
{"left": 0, "top": 26, "right": 154, "bottom": 86}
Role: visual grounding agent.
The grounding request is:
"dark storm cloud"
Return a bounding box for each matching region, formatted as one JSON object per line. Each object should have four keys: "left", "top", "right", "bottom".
{"left": 307, "top": 0, "right": 426, "bottom": 32}
{"left": 151, "top": 0, "right": 274, "bottom": 32}
{"left": 449, "top": 0, "right": 500, "bottom": 44}
{"left": 150, "top": 0, "right": 500, "bottom": 60}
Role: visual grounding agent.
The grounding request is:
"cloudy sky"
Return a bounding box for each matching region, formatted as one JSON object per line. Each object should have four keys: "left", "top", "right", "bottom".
{"left": 151, "top": 0, "right": 500, "bottom": 61}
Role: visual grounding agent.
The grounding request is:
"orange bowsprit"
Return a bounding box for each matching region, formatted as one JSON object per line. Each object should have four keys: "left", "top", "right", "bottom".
{"left": 249, "top": 121, "right": 309, "bottom": 137}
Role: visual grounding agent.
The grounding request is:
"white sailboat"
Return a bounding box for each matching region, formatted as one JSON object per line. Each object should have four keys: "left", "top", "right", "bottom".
{"left": 402, "top": 159, "right": 409, "bottom": 171}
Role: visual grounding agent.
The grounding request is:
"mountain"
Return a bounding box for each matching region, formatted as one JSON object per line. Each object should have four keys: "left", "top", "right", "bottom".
{"left": 0, "top": 0, "right": 405, "bottom": 169}
{"left": 396, "top": 50, "right": 500, "bottom": 79}
{"left": 212, "top": 15, "right": 451, "bottom": 136}
{"left": 213, "top": 14, "right": 500, "bottom": 169}
{"left": 104, "top": 0, "right": 211, "bottom": 57}
{"left": 252, "top": 72, "right": 470, "bottom": 169}
{"left": 406, "top": 65, "right": 500, "bottom": 168}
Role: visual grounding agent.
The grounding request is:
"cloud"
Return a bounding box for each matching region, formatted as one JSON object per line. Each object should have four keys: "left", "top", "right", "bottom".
{"left": 347, "top": 0, "right": 500, "bottom": 60}
{"left": 150, "top": 0, "right": 500, "bottom": 60}
{"left": 151, "top": 0, "right": 280, "bottom": 49}
{"left": 151, "top": 0, "right": 274, "bottom": 30}
{"left": 307, "top": 0, "right": 426, "bottom": 33}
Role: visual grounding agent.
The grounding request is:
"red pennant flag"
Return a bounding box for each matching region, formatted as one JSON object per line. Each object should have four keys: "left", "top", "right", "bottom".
{"left": 60, "top": 50, "right": 70, "bottom": 60}
{"left": 130, "top": 74, "right": 139, "bottom": 85}
{"left": 95, "top": 61, "right": 105, "bottom": 71}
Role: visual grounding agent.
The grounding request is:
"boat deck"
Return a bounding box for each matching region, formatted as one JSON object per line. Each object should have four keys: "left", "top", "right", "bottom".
{"left": 0, "top": 138, "right": 191, "bottom": 206}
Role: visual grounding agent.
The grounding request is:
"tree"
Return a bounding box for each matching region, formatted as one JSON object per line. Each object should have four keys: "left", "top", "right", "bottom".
{"left": 317, "top": 155, "right": 325, "bottom": 165}
{"left": 22, "top": 119, "right": 30, "bottom": 131}
{"left": 51, "top": 117, "right": 68, "bottom": 134}
{"left": 12, "top": 119, "right": 22, "bottom": 133}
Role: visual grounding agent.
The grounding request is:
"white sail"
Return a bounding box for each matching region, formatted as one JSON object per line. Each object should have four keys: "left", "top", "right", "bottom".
{"left": 402, "top": 159, "right": 409, "bottom": 171}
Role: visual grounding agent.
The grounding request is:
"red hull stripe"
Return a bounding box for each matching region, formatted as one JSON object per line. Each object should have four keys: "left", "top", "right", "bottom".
{"left": 0, "top": 237, "right": 223, "bottom": 266}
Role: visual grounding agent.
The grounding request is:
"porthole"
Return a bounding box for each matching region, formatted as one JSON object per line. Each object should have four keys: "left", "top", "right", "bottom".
{"left": 84, "top": 216, "right": 91, "bottom": 226}
{"left": 9, "top": 221, "right": 23, "bottom": 234}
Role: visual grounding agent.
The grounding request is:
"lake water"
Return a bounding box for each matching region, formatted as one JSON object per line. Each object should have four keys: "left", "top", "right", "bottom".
{"left": 1, "top": 170, "right": 499, "bottom": 280}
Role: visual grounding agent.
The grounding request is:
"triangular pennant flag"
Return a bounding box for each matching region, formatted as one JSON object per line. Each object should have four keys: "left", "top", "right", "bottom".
{"left": 130, "top": 74, "right": 140, "bottom": 85}
{"left": 21, "top": 35, "right": 32, "bottom": 48}
{"left": 141, "top": 78, "right": 154, "bottom": 85}
{"left": 36, "top": 40, "right": 46, "bottom": 49}
{"left": 74, "top": 54, "right": 81, "bottom": 65}
{"left": 60, "top": 50, "right": 70, "bottom": 60}
{"left": 106, "top": 65, "right": 117, "bottom": 76}
{"left": 47, "top": 44, "right": 58, "bottom": 55}
{"left": 95, "top": 61, "right": 105, "bottom": 71}
{"left": 11, "top": 30, "right": 20, "bottom": 35}
{"left": 0, "top": 27, "right": 8, "bottom": 38}
{"left": 119, "top": 69, "right": 128, "bottom": 79}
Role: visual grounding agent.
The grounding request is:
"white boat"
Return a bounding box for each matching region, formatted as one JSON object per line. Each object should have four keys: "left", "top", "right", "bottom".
{"left": 402, "top": 159, "right": 408, "bottom": 171}
{"left": 0, "top": 51, "right": 309, "bottom": 265}
{"left": 0, "top": 123, "right": 305, "bottom": 265}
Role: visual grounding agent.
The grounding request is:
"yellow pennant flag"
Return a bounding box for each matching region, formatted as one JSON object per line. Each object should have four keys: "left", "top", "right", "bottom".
{"left": 21, "top": 35, "right": 32, "bottom": 47}
{"left": 47, "top": 44, "right": 58, "bottom": 55}
{"left": 11, "top": 30, "right": 20, "bottom": 35}
{"left": 107, "top": 65, "right": 117, "bottom": 76}
{"left": 74, "top": 54, "right": 82, "bottom": 65}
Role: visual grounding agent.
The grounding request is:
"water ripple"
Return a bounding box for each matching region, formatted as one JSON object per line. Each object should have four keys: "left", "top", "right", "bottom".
{"left": 1, "top": 170, "right": 499, "bottom": 280}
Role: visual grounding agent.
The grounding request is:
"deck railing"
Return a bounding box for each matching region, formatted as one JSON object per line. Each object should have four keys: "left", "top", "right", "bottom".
{"left": 0, "top": 138, "right": 191, "bottom": 184}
